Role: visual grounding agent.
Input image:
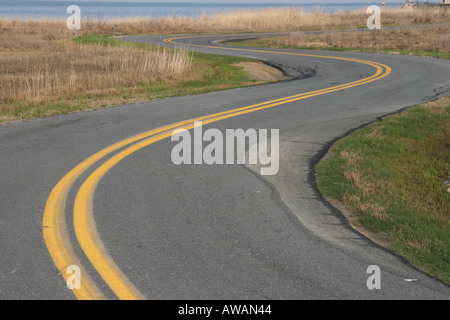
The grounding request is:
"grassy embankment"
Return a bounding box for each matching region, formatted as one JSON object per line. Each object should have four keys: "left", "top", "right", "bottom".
{"left": 315, "top": 97, "right": 450, "bottom": 283}
{"left": 1, "top": 7, "right": 449, "bottom": 123}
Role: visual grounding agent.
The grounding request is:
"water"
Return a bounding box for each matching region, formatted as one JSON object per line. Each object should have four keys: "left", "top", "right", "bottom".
{"left": 0, "top": 1, "right": 405, "bottom": 20}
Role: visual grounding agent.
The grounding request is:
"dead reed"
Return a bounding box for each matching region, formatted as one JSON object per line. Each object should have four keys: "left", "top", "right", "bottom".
{"left": 271, "top": 25, "right": 450, "bottom": 53}
{"left": 85, "top": 6, "right": 449, "bottom": 33}
{"left": 0, "top": 19, "right": 192, "bottom": 110}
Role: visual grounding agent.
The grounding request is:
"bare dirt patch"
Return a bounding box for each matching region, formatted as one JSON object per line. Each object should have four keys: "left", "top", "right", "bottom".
{"left": 231, "top": 62, "right": 291, "bottom": 83}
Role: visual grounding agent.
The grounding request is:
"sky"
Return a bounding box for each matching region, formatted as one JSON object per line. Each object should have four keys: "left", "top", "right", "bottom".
{"left": 40, "top": 0, "right": 409, "bottom": 3}
{"left": 36, "top": 0, "right": 443, "bottom": 4}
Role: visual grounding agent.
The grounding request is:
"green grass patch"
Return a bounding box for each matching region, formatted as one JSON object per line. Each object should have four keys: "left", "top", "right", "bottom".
{"left": 315, "top": 97, "right": 450, "bottom": 282}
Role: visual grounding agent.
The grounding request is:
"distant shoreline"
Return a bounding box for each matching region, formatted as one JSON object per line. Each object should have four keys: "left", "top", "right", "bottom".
{"left": 0, "top": 1, "right": 405, "bottom": 20}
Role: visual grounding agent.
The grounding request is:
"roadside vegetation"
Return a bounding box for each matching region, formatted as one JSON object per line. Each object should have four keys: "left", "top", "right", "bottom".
{"left": 2, "top": 6, "right": 447, "bottom": 34}
{"left": 315, "top": 96, "right": 450, "bottom": 283}
{"left": 0, "top": 6, "right": 448, "bottom": 123}
{"left": 226, "top": 24, "right": 450, "bottom": 59}
{"left": 0, "top": 20, "right": 263, "bottom": 124}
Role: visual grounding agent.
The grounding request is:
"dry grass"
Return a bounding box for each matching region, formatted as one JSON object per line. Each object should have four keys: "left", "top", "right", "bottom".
{"left": 340, "top": 150, "right": 363, "bottom": 166}
{"left": 80, "top": 6, "right": 449, "bottom": 33}
{"left": 343, "top": 169, "right": 382, "bottom": 196}
{"left": 423, "top": 95, "right": 450, "bottom": 114}
{"left": 225, "top": 6, "right": 447, "bottom": 30}
{"left": 342, "top": 194, "right": 388, "bottom": 221}
{"left": 0, "top": 20, "right": 192, "bottom": 111}
{"left": 364, "top": 125, "right": 386, "bottom": 140}
{"left": 0, "top": 6, "right": 448, "bottom": 118}
{"left": 0, "top": 44, "right": 191, "bottom": 106}
{"left": 2, "top": 6, "right": 448, "bottom": 35}
{"left": 271, "top": 25, "right": 450, "bottom": 53}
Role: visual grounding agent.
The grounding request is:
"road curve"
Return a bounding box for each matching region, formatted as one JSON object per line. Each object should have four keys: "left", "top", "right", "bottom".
{"left": 0, "top": 33, "right": 449, "bottom": 300}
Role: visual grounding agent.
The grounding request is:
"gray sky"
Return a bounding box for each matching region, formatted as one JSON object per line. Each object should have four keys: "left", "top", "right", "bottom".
{"left": 55, "top": 1, "right": 409, "bottom": 3}
{"left": 41, "top": 0, "right": 443, "bottom": 4}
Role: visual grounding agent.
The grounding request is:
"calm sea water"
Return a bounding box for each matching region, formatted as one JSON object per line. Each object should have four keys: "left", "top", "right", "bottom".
{"left": 0, "top": 1, "right": 404, "bottom": 20}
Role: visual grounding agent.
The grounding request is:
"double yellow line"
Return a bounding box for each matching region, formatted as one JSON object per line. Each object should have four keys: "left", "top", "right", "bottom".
{"left": 42, "top": 34, "right": 392, "bottom": 300}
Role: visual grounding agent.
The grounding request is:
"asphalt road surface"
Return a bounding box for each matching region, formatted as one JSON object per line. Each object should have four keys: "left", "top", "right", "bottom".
{"left": 0, "top": 33, "right": 449, "bottom": 300}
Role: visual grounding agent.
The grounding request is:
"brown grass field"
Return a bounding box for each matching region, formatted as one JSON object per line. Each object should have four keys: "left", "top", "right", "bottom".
{"left": 28, "top": 6, "right": 449, "bottom": 33}
{"left": 1, "top": 6, "right": 448, "bottom": 122}
{"left": 0, "top": 19, "right": 193, "bottom": 108}
{"left": 261, "top": 24, "right": 450, "bottom": 53}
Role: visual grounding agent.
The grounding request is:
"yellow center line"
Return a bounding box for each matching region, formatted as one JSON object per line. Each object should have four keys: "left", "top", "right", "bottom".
{"left": 43, "top": 33, "right": 392, "bottom": 300}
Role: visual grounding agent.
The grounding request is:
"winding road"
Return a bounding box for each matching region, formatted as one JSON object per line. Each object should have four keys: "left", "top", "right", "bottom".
{"left": 0, "top": 33, "right": 449, "bottom": 300}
